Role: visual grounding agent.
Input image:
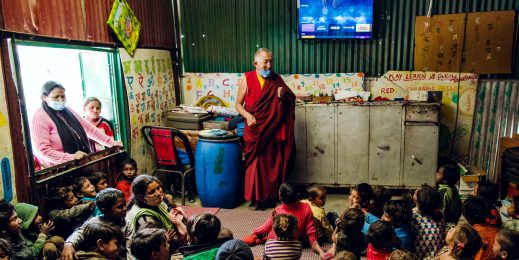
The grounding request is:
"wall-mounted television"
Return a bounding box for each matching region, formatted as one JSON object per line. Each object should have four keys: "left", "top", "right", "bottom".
{"left": 298, "top": 0, "right": 374, "bottom": 39}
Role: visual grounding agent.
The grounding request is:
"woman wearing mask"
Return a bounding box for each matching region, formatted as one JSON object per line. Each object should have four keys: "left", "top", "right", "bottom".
{"left": 31, "top": 81, "right": 122, "bottom": 167}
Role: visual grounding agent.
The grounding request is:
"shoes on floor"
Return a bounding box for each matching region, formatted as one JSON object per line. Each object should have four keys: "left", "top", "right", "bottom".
{"left": 242, "top": 234, "right": 258, "bottom": 246}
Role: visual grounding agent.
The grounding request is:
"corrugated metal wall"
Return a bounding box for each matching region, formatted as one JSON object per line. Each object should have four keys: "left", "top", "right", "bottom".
{"left": 179, "top": 0, "right": 519, "bottom": 77}
{"left": 0, "top": 0, "right": 176, "bottom": 48}
{"left": 470, "top": 80, "right": 519, "bottom": 182}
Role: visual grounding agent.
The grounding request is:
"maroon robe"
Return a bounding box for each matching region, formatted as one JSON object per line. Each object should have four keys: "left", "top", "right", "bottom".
{"left": 243, "top": 70, "right": 295, "bottom": 201}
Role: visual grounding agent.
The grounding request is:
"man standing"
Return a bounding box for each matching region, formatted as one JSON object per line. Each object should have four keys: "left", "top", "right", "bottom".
{"left": 236, "top": 48, "right": 295, "bottom": 210}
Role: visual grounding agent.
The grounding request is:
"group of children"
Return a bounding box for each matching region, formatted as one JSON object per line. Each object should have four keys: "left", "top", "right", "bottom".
{"left": 2, "top": 157, "right": 519, "bottom": 260}
{"left": 239, "top": 163, "right": 519, "bottom": 260}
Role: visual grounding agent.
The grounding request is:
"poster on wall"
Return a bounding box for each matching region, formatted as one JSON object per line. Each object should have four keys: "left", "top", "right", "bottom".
{"left": 371, "top": 71, "right": 478, "bottom": 161}
{"left": 108, "top": 0, "right": 141, "bottom": 56}
{"left": 414, "top": 14, "right": 466, "bottom": 73}
{"left": 180, "top": 73, "right": 364, "bottom": 107}
{"left": 120, "top": 48, "right": 176, "bottom": 174}
{"left": 0, "top": 52, "right": 16, "bottom": 202}
{"left": 463, "top": 10, "right": 515, "bottom": 74}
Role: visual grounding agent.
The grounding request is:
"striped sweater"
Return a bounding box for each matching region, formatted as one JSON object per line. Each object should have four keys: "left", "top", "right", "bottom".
{"left": 264, "top": 239, "right": 301, "bottom": 260}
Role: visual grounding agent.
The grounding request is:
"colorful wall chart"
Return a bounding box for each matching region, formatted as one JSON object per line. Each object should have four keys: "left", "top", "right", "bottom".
{"left": 0, "top": 51, "right": 16, "bottom": 202}
{"left": 180, "top": 73, "right": 365, "bottom": 107}
{"left": 120, "top": 48, "right": 175, "bottom": 174}
{"left": 372, "top": 71, "right": 478, "bottom": 161}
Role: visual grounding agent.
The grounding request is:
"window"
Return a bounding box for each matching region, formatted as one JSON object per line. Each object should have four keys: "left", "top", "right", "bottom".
{"left": 13, "top": 41, "right": 127, "bottom": 170}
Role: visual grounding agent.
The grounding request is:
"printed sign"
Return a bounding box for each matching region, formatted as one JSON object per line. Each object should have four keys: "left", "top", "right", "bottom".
{"left": 108, "top": 0, "right": 141, "bottom": 56}
{"left": 372, "top": 71, "right": 478, "bottom": 160}
{"left": 181, "top": 72, "right": 364, "bottom": 107}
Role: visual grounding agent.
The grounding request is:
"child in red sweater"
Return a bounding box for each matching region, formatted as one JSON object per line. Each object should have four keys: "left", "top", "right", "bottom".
{"left": 115, "top": 158, "right": 138, "bottom": 201}
{"left": 366, "top": 220, "right": 400, "bottom": 260}
{"left": 243, "top": 183, "right": 327, "bottom": 258}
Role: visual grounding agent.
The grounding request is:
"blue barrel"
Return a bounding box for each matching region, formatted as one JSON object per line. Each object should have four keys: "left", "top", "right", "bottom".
{"left": 195, "top": 130, "right": 242, "bottom": 208}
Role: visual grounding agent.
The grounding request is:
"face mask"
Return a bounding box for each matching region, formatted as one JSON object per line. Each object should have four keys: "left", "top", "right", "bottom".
{"left": 48, "top": 100, "right": 66, "bottom": 111}
{"left": 259, "top": 69, "right": 272, "bottom": 78}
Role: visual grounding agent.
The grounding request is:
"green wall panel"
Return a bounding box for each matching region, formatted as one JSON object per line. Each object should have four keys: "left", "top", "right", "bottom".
{"left": 179, "top": 0, "right": 519, "bottom": 77}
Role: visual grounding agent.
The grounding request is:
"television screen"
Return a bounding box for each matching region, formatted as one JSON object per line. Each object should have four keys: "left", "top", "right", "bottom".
{"left": 298, "top": 0, "right": 374, "bottom": 39}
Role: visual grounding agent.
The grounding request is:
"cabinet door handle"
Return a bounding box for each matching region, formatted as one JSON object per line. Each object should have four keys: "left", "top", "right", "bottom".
{"left": 313, "top": 145, "right": 325, "bottom": 154}
{"left": 412, "top": 155, "right": 423, "bottom": 164}
{"left": 377, "top": 145, "right": 390, "bottom": 150}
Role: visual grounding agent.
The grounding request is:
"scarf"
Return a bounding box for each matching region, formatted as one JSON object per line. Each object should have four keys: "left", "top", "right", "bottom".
{"left": 42, "top": 102, "right": 91, "bottom": 154}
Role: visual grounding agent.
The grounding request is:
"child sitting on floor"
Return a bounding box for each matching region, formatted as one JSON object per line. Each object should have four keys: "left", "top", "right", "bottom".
{"left": 264, "top": 214, "right": 301, "bottom": 260}
{"left": 14, "top": 203, "right": 64, "bottom": 259}
{"left": 462, "top": 196, "right": 499, "bottom": 260}
{"left": 74, "top": 176, "right": 101, "bottom": 217}
{"left": 116, "top": 157, "right": 138, "bottom": 201}
{"left": 76, "top": 220, "right": 123, "bottom": 260}
{"left": 63, "top": 188, "right": 134, "bottom": 260}
{"left": 180, "top": 213, "right": 225, "bottom": 260}
{"left": 131, "top": 228, "right": 170, "bottom": 260}
{"left": 493, "top": 229, "right": 519, "bottom": 260}
{"left": 243, "top": 183, "right": 326, "bottom": 258}
{"left": 0, "top": 238, "right": 12, "bottom": 260}
{"left": 436, "top": 163, "right": 462, "bottom": 225}
{"left": 301, "top": 183, "right": 336, "bottom": 242}
{"left": 438, "top": 224, "right": 482, "bottom": 260}
{"left": 382, "top": 200, "right": 414, "bottom": 251}
{"left": 473, "top": 180, "right": 502, "bottom": 227}
{"left": 389, "top": 249, "right": 418, "bottom": 260}
{"left": 47, "top": 186, "right": 94, "bottom": 239}
{"left": 0, "top": 200, "right": 34, "bottom": 259}
{"left": 88, "top": 171, "right": 109, "bottom": 193}
{"left": 215, "top": 239, "right": 254, "bottom": 260}
{"left": 367, "top": 220, "right": 400, "bottom": 260}
{"left": 503, "top": 195, "right": 519, "bottom": 231}
{"left": 348, "top": 183, "right": 379, "bottom": 235}
{"left": 329, "top": 208, "right": 367, "bottom": 258}
{"left": 412, "top": 184, "right": 445, "bottom": 258}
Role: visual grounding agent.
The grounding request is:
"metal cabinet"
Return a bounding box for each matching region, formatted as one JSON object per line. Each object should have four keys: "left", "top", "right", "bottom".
{"left": 291, "top": 103, "right": 438, "bottom": 188}
{"left": 368, "top": 105, "right": 403, "bottom": 186}
{"left": 337, "top": 105, "right": 369, "bottom": 184}
{"left": 306, "top": 105, "right": 335, "bottom": 184}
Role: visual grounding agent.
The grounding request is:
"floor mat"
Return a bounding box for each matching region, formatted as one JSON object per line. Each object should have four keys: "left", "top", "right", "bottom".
{"left": 181, "top": 205, "right": 220, "bottom": 218}
{"left": 216, "top": 208, "right": 331, "bottom": 259}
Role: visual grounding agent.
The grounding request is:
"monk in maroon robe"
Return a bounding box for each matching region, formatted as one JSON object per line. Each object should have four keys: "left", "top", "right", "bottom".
{"left": 236, "top": 48, "right": 295, "bottom": 209}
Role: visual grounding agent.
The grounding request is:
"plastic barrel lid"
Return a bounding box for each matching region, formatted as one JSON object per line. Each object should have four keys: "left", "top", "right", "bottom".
{"left": 198, "top": 129, "right": 238, "bottom": 141}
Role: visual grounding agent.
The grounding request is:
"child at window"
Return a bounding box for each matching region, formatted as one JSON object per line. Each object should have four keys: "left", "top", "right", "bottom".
{"left": 301, "top": 183, "right": 336, "bottom": 242}
{"left": 63, "top": 188, "right": 134, "bottom": 260}
{"left": 462, "top": 197, "right": 499, "bottom": 260}
{"left": 329, "top": 208, "right": 367, "bottom": 258}
{"left": 264, "top": 214, "right": 302, "bottom": 260}
{"left": 436, "top": 163, "right": 462, "bottom": 225}
{"left": 74, "top": 176, "right": 101, "bottom": 217}
{"left": 366, "top": 220, "right": 400, "bottom": 260}
{"left": 503, "top": 195, "right": 519, "bottom": 231}
{"left": 116, "top": 158, "right": 138, "bottom": 201}
{"left": 88, "top": 171, "right": 109, "bottom": 193}
{"left": 83, "top": 97, "right": 114, "bottom": 152}
{"left": 47, "top": 186, "right": 94, "bottom": 239}
{"left": 412, "top": 184, "right": 445, "bottom": 258}
{"left": 348, "top": 183, "right": 379, "bottom": 235}
{"left": 382, "top": 200, "right": 414, "bottom": 251}
{"left": 493, "top": 229, "right": 519, "bottom": 260}
{"left": 76, "top": 221, "right": 123, "bottom": 260}
{"left": 131, "top": 228, "right": 170, "bottom": 260}
{"left": 0, "top": 200, "right": 34, "bottom": 259}
{"left": 243, "top": 183, "right": 326, "bottom": 258}
{"left": 438, "top": 224, "right": 483, "bottom": 260}
{"left": 14, "top": 203, "right": 64, "bottom": 259}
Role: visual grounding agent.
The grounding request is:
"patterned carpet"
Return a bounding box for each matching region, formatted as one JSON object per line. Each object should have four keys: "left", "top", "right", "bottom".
{"left": 215, "top": 208, "right": 332, "bottom": 259}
